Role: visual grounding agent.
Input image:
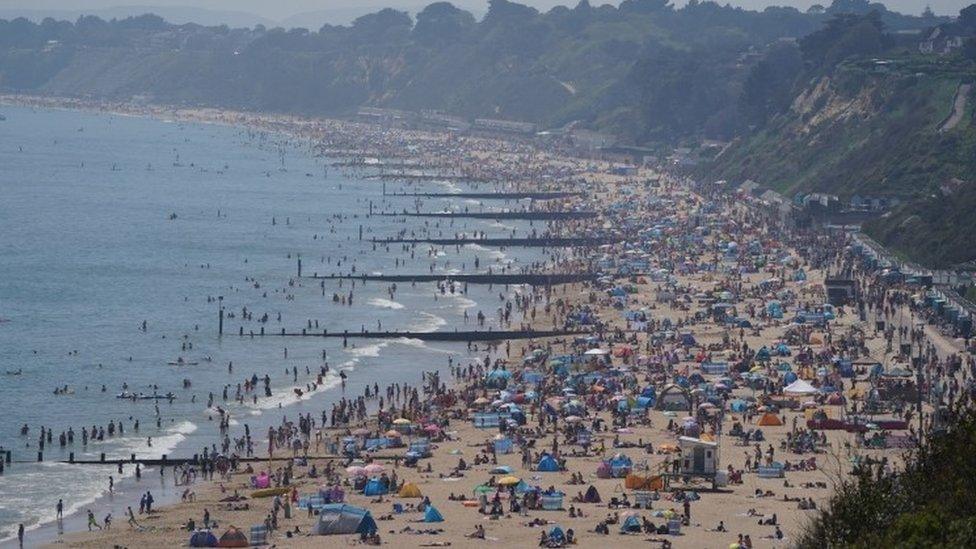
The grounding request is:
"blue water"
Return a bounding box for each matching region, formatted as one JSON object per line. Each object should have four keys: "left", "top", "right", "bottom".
{"left": 0, "top": 105, "right": 542, "bottom": 541}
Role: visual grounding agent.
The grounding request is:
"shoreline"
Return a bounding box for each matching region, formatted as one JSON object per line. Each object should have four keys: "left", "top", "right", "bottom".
{"left": 0, "top": 97, "right": 567, "bottom": 546}
{"left": 1, "top": 94, "right": 966, "bottom": 549}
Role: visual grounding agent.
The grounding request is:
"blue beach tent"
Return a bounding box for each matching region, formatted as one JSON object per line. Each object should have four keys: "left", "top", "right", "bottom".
{"left": 424, "top": 505, "right": 444, "bottom": 523}
{"left": 313, "top": 504, "right": 378, "bottom": 536}
{"left": 362, "top": 478, "right": 388, "bottom": 496}
{"left": 537, "top": 454, "right": 560, "bottom": 472}
{"left": 620, "top": 515, "right": 642, "bottom": 533}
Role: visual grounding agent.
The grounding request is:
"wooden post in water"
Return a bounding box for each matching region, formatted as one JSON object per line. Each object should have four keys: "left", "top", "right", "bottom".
{"left": 297, "top": 255, "right": 302, "bottom": 278}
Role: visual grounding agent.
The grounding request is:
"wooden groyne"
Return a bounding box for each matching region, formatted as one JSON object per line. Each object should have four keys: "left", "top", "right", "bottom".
{"left": 302, "top": 273, "right": 597, "bottom": 285}
{"left": 371, "top": 236, "right": 620, "bottom": 247}
{"left": 375, "top": 210, "right": 596, "bottom": 220}
{"left": 233, "top": 328, "right": 585, "bottom": 342}
{"left": 364, "top": 173, "right": 491, "bottom": 183}
{"left": 385, "top": 191, "right": 581, "bottom": 200}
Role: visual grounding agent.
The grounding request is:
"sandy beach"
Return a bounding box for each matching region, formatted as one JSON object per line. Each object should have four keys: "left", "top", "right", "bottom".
{"left": 2, "top": 95, "right": 966, "bottom": 549}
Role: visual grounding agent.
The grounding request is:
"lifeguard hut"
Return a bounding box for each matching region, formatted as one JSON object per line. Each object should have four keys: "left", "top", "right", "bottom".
{"left": 677, "top": 436, "right": 722, "bottom": 488}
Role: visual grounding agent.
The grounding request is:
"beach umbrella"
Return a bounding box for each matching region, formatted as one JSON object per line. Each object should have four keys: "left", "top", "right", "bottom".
{"left": 473, "top": 397, "right": 490, "bottom": 405}
{"left": 490, "top": 465, "right": 514, "bottom": 474}
{"left": 424, "top": 424, "right": 441, "bottom": 433}
{"left": 385, "top": 430, "right": 401, "bottom": 438}
{"left": 363, "top": 463, "right": 384, "bottom": 475}
{"left": 497, "top": 476, "right": 521, "bottom": 486}
{"left": 392, "top": 418, "right": 411, "bottom": 425}
{"left": 564, "top": 415, "right": 582, "bottom": 423}
{"left": 345, "top": 466, "right": 366, "bottom": 476}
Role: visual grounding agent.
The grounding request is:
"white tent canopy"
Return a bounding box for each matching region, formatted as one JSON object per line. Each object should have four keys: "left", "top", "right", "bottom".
{"left": 783, "top": 379, "right": 817, "bottom": 396}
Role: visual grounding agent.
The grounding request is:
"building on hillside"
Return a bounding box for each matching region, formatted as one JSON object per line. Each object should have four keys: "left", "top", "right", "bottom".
{"left": 357, "top": 107, "right": 413, "bottom": 124}
{"left": 420, "top": 110, "right": 470, "bottom": 131}
{"left": 919, "top": 27, "right": 966, "bottom": 55}
{"left": 473, "top": 118, "right": 537, "bottom": 135}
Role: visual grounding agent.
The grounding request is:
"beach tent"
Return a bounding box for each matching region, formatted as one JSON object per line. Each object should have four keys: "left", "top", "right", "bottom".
{"left": 424, "top": 505, "right": 444, "bottom": 523}
{"left": 608, "top": 454, "right": 633, "bottom": 477}
{"left": 583, "top": 485, "right": 601, "bottom": 503}
{"left": 537, "top": 454, "right": 560, "bottom": 472}
{"left": 362, "top": 478, "right": 388, "bottom": 496}
{"left": 620, "top": 514, "right": 642, "bottom": 533}
{"left": 656, "top": 384, "right": 691, "bottom": 411}
{"left": 189, "top": 530, "right": 218, "bottom": 547}
{"left": 625, "top": 474, "right": 664, "bottom": 490}
{"left": 757, "top": 412, "right": 783, "bottom": 426}
{"left": 784, "top": 379, "right": 817, "bottom": 396}
{"left": 729, "top": 399, "right": 749, "bottom": 413}
{"left": 408, "top": 439, "right": 432, "bottom": 457}
{"left": 216, "top": 527, "right": 249, "bottom": 548}
{"left": 548, "top": 526, "right": 566, "bottom": 545}
{"left": 540, "top": 491, "right": 565, "bottom": 510}
{"left": 398, "top": 482, "right": 423, "bottom": 498}
{"left": 313, "top": 504, "right": 378, "bottom": 536}
{"left": 490, "top": 465, "right": 514, "bottom": 475}
{"left": 493, "top": 437, "right": 514, "bottom": 454}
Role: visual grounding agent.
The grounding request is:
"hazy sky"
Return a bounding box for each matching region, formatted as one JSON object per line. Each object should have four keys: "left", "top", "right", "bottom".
{"left": 0, "top": 0, "right": 965, "bottom": 20}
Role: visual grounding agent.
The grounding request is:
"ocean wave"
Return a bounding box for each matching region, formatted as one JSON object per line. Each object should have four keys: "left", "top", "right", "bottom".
{"left": 395, "top": 338, "right": 455, "bottom": 355}
{"left": 451, "top": 296, "right": 478, "bottom": 313}
{"left": 0, "top": 462, "right": 117, "bottom": 543}
{"left": 409, "top": 312, "right": 447, "bottom": 333}
{"left": 348, "top": 341, "right": 388, "bottom": 358}
{"left": 439, "top": 181, "right": 462, "bottom": 193}
{"left": 107, "top": 420, "right": 198, "bottom": 459}
{"left": 243, "top": 371, "right": 345, "bottom": 414}
{"left": 367, "top": 297, "right": 404, "bottom": 310}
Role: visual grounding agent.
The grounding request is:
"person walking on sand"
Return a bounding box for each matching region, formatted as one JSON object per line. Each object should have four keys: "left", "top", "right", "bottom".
{"left": 17, "top": 523, "right": 23, "bottom": 548}
{"left": 87, "top": 510, "right": 101, "bottom": 531}
{"left": 127, "top": 506, "right": 140, "bottom": 529}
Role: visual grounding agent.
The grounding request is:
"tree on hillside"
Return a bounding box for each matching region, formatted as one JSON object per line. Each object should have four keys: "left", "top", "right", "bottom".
{"left": 413, "top": 3, "right": 475, "bottom": 47}
{"left": 799, "top": 11, "right": 886, "bottom": 71}
{"left": 350, "top": 8, "right": 412, "bottom": 44}
{"left": 740, "top": 41, "right": 803, "bottom": 126}
{"left": 797, "top": 408, "right": 976, "bottom": 547}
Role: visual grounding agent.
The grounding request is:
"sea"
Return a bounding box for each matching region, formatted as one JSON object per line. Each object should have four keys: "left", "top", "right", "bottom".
{"left": 0, "top": 105, "right": 543, "bottom": 544}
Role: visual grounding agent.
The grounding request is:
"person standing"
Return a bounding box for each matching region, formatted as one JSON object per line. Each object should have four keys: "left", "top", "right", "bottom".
{"left": 17, "top": 523, "right": 24, "bottom": 548}
{"left": 56, "top": 499, "right": 63, "bottom": 519}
